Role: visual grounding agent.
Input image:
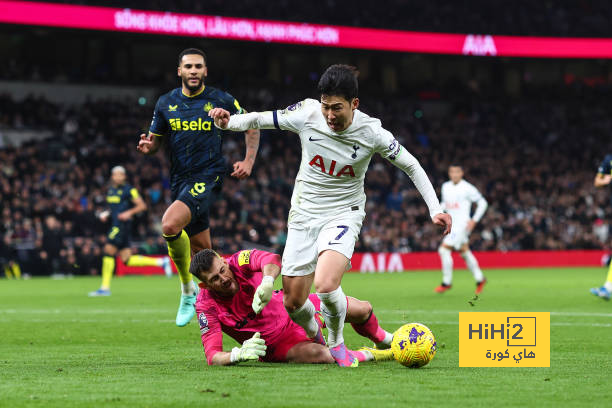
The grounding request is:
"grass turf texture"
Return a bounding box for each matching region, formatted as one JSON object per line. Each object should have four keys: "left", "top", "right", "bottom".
{"left": 1, "top": 267, "right": 611, "bottom": 408}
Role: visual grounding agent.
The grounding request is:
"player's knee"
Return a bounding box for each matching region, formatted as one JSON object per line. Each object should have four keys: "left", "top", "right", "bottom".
{"left": 349, "top": 299, "right": 372, "bottom": 323}
{"left": 313, "top": 273, "right": 338, "bottom": 294}
{"left": 314, "top": 280, "right": 337, "bottom": 294}
{"left": 104, "top": 244, "right": 117, "bottom": 256}
{"left": 361, "top": 300, "right": 373, "bottom": 319}
{"left": 161, "top": 219, "right": 182, "bottom": 237}
{"left": 438, "top": 246, "right": 451, "bottom": 255}
{"left": 283, "top": 295, "right": 302, "bottom": 314}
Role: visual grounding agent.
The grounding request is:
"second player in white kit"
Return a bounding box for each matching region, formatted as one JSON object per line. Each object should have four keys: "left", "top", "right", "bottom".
{"left": 210, "top": 65, "right": 451, "bottom": 367}
{"left": 435, "top": 164, "right": 488, "bottom": 294}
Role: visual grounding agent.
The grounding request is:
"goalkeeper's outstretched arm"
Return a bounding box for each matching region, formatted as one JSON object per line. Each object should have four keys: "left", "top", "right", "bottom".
{"left": 207, "top": 332, "right": 267, "bottom": 366}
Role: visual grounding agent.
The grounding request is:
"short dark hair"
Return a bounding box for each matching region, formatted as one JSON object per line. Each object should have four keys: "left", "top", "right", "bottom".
{"left": 178, "top": 48, "right": 207, "bottom": 66}
{"left": 189, "top": 248, "right": 219, "bottom": 282}
{"left": 449, "top": 164, "right": 463, "bottom": 169}
{"left": 317, "top": 64, "right": 359, "bottom": 101}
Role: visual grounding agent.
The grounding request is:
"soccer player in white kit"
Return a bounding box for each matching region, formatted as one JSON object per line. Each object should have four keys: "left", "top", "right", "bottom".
{"left": 435, "top": 164, "right": 488, "bottom": 294}
{"left": 209, "top": 65, "right": 451, "bottom": 367}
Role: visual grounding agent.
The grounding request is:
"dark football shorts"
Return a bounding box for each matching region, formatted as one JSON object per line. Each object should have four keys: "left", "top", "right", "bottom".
{"left": 172, "top": 174, "right": 223, "bottom": 237}
{"left": 107, "top": 223, "right": 131, "bottom": 249}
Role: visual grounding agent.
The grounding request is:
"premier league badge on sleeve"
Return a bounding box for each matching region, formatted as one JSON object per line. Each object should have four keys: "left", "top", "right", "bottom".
{"left": 198, "top": 312, "right": 209, "bottom": 334}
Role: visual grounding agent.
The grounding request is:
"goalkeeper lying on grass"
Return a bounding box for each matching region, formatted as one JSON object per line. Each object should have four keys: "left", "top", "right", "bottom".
{"left": 190, "top": 248, "right": 394, "bottom": 365}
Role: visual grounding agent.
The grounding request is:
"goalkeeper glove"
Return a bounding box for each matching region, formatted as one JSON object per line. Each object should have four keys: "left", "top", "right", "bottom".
{"left": 252, "top": 275, "right": 274, "bottom": 314}
{"left": 230, "top": 332, "right": 267, "bottom": 364}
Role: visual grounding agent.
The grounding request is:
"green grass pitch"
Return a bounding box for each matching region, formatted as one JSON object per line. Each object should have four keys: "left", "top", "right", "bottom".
{"left": 1, "top": 267, "right": 611, "bottom": 407}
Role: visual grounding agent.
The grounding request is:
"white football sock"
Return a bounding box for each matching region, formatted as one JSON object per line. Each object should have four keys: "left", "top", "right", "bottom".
{"left": 438, "top": 246, "right": 453, "bottom": 285}
{"left": 604, "top": 281, "right": 612, "bottom": 292}
{"left": 318, "top": 286, "right": 347, "bottom": 348}
{"left": 288, "top": 298, "right": 319, "bottom": 338}
{"left": 462, "top": 250, "right": 484, "bottom": 282}
{"left": 181, "top": 280, "right": 197, "bottom": 296}
{"left": 359, "top": 349, "right": 375, "bottom": 361}
{"left": 376, "top": 331, "right": 394, "bottom": 349}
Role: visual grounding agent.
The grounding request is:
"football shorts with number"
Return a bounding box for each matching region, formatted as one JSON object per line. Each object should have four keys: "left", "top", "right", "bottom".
{"left": 172, "top": 174, "right": 223, "bottom": 236}
{"left": 107, "top": 222, "right": 131, "bottom": 249}
{"left": 281, "top": 208, "right": 365, "bottom": 277}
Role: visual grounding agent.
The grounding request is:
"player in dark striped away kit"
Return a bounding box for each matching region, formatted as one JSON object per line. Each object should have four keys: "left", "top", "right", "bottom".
{"left": 137, "top": 48, "right": 260, "bottom": 325}
{"left": 89, "top": 166, "right": 172, "bottom": 296}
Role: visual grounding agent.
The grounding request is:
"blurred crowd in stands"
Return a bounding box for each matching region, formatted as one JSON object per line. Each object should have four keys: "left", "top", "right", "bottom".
{"left": 46, "top": 0, "right": 612, "bottom": 37}
{"left": 1, "top": 85, "right": 611, "bottom": 276}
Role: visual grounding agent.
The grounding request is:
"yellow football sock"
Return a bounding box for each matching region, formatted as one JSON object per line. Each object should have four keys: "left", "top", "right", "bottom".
{"left": 101, "top": 255, "right": 115, "bottom": 290}
{"left": 4, "top": 266, "right": 12, "bottom": 279}
{"left": 11, "top": 263, "right": 21, "bottom": 279}
{"left": 607, "top": 260, "right": 612, "bottom": 284}
{"left": 126, "top": 255, "right": 161, "bottom": 267}
{"left": 164, "top": 230, "right": 192, "bottom": 284}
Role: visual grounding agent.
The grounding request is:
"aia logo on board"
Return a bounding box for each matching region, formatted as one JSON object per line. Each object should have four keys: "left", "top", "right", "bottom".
{"left": 309, "top": 155, "right": 355, "bottom": 178}
{"left": 462, "top": 35, "right": 497, "bottom": 56}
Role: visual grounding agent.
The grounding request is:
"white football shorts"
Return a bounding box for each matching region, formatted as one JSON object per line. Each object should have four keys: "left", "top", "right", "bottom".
{"left": 281, "top": 208, "right": 365, "bottom": 277}
{"left": 442, "top": 222, "right": 470, "bottom": 250}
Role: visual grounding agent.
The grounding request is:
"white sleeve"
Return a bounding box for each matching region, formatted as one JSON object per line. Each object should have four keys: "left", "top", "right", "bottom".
{"left": 221, "top": 99, "right": 317, "bottom": 134}
{"left": 274, "top": 99, "right": 318, "bottom": 133}
{"left": 223, "top": 111, "right": 277, "bottom": 131}
{"left": 469, "top": 185, "right": 488, "bottom": 222}
{"left": 376, "top": 128, "right": 443, "bottom": 219}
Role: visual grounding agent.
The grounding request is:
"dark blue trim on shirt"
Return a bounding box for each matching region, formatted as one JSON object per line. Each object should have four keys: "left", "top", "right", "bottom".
{"left": 272, "top": 110, "right": 280, "bottom": 130}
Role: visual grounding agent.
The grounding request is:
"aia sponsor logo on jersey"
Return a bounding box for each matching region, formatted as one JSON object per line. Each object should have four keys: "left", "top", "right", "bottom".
{"left": 446, "top": 202, "right": 461, "bottom": 209}
{"left": 309, "top": 155, "right": 355, "bottom": 178}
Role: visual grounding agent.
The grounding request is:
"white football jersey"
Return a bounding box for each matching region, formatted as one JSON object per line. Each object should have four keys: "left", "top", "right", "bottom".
{"left": 441, "top": 179, "right": 484, "bottom": 225}
{"left": 273, "top": 99, "right": 413, "bottom": 216}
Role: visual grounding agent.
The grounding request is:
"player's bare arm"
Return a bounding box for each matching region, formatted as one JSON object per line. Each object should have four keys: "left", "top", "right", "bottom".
{"left": 594, "top": 173, "right": 612, "bottom": 187}
{"left": 231, "top": 127, "right": 260, "bottom": 179}
{"left": 118, "top": 195, "right": 147, "bottom": 222}
{"left": 136, "top": 132, "right": 162, "bottom": 155}
{"left": 208, "top": 108, "right": 260, "bottom": 179}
